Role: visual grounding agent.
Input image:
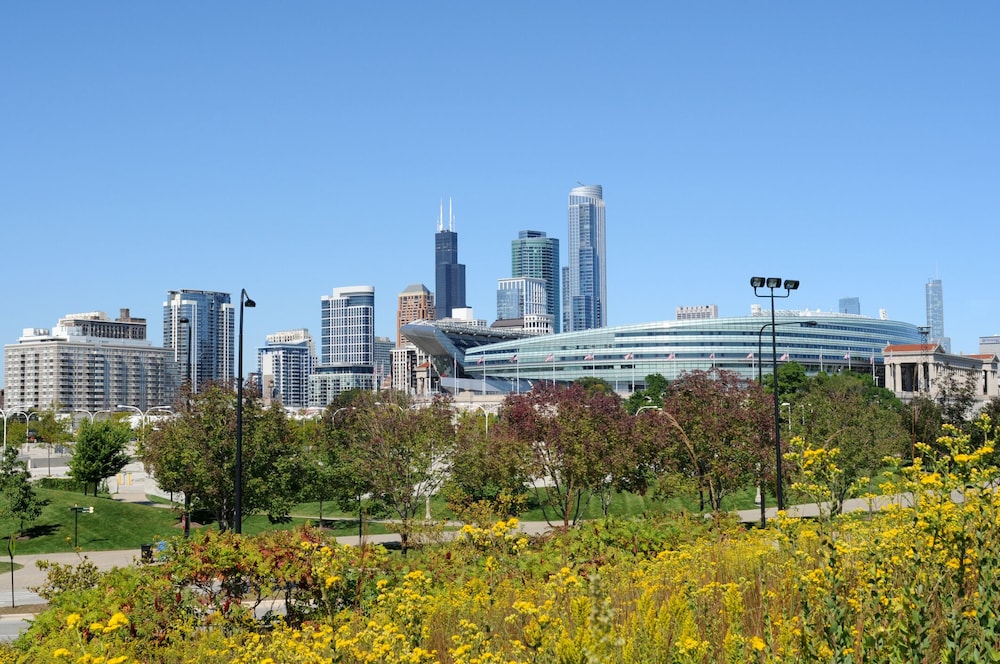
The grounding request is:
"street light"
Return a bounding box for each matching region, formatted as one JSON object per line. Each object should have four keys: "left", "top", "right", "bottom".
{"left": 234, "top": 288, "right": 256, "bottom": 535}
{"left": 0, "top": 408, "right": 16, "bottom": 456}
{"left": 750, "top": 276, "right": 801, "bottom": 512}
{"left": 116, "top": 405, "right": 173, "bottom": 427}
{"left": 0, "top": 409, "right": 35, "bottom": 457}
{"left": 756, "top": 321, "right": 818, "bottom": 384}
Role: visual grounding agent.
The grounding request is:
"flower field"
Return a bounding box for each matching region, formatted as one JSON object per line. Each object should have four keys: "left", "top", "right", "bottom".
{"left": 4, "top": 421, "right": 1000, "bottom": 663}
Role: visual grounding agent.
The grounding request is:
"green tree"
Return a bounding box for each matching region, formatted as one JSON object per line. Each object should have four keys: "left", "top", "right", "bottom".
{"left": 788, "top": 371, "right": 909, "bottom": 513}
{"left": 762, "top": 361, "right": 808, "bottom": 398}
{"left": 0, "top": 446, "right": 44, "bottom": 534}
{"left": 142, "top": 385, "right": 310, "bottom": 532}
{"left": 445, "top": 406, "right": 532, "bottom": 516}
{"left": 338, "top": 393, "right": 456, "bottom": 553}
{"left": 69, "top": 420, "right": 132, "bottom": 496}
{"left": 625, "top": 373, "right": 669, "bottom": 414}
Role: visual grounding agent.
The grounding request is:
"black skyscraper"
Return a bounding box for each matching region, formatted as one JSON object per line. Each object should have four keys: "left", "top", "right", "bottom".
{"left": 434, "top": 198, "right": 466, "bottom": 319}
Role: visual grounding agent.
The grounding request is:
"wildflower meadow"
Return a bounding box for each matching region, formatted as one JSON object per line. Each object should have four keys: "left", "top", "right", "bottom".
{"left": 4, "top": 417, "right": 1000, "bottom": 663}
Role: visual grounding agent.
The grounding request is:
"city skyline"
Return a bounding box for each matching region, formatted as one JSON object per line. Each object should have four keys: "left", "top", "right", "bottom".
{"left": 4, "top": 4, "right": 999, "bottom": 382}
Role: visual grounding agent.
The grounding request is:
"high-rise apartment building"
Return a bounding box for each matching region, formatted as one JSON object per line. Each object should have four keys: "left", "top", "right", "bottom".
{"left": 926, "top": 278, "right": 950, "bottom": 352}
{"left": 163, "top": 290, "right": 234, "bottom": 392}
{"left": 511, "top": 230, "right": 560, "bottom": 333}
{"left": 839, "top": 297, "right": 861, "bottom": 315}
{"left": 312, "top": 286, "right": 375, "bottom": 405}
{"left": 257, "top": 329, "right": 315, "bottom": 408}
{"left": 397, "top": 283, "right": 435, "bottom": 347}
{"left": 434, "top": 199, "right": 466, "bottom": 319}
{"left": 4, "top": 309, "right": 172, "bottom": 411}
{"left": 374, "top": 336, "right": 393, "bottom": 388}
{"left": 563, "top": 184, "right": 606, "bottom": 333}
{"left": 497, "top": 277, "right": 549, "bottom": 320}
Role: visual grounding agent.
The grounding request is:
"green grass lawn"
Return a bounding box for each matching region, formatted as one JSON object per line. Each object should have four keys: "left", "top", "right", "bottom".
{"left": 3, "top": 482, "right": 774, "bottom": 556}
{"left": 0, "top": 488, "right": 181, "bottom": 556}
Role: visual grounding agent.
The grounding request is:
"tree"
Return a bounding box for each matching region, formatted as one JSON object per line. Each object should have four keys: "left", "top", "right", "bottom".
{"left": 787, "top": 372, "right": 909, "bottom": 514}
{"left": 660, "top": 370, "right": 772, "bottom": 512}
{"left": 142, "top": 385, "right": 310, "bottom": 532}
{"left": 70, "top": 420, "right": 132, "bottom": 496}
{"left": 762, "top": 361, "right": 808, "bottom": 398}
{"left": 338, "top": 393, "right": 456, "bottom": 553}
{"left": 934, "top": 370, "right": 979, "bottom": 429}
{"left": 499, "top": 383, "right": 635, "bottom": 527}
{"left": 445, "top": 407, "right": 533, "bottom": 517}
{"left": 624, "top": 373, "right": 669, "bottom": 414}
{"left": 0, "top": 446, "right": 44, "bottom": 535}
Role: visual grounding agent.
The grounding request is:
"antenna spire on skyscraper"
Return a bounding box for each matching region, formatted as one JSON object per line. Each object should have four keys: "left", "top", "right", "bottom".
{"left": 449, "top": 197, "right": 454, "bottom": 231}
{"left": 438, "top": 198, "right": 444, "bottom": 232}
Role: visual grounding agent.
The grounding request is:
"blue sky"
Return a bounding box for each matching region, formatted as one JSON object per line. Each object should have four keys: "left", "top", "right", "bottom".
{"left": 4, "top": 3, "right": 998, "bottom": 382}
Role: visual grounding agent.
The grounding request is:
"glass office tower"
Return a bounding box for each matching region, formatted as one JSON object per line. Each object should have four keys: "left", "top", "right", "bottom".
{"left": 563, "top": 185, "right": 606, "bottom": 333}
{"left": 925, "top": 278, "right": 950, "bottom": 352}
{"left": 512, "top": 230, "right": 560, "bottom": 333}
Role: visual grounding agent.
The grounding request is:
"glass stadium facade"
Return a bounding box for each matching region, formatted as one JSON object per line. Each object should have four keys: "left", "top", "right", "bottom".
{"left": 451, "top": 312, "right": 923, "bottom": 392}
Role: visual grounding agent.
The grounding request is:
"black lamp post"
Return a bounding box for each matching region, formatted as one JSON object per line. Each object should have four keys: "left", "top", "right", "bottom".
{"left": 750, "top": 277, "right": 800, "bottom": 512}
{"left": 234, "top": 288, "right": 255, "bottom": 534}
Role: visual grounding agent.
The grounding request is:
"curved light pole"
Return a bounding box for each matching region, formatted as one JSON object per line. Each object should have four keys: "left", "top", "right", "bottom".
{"left": 0, "top": 408, "right": 14, "bottom": 456}
{"left": 234, "top": 288, "right": 256, "bottom": 535}
{"left": 750, "top": 277, "right": 801, "bottom": 513}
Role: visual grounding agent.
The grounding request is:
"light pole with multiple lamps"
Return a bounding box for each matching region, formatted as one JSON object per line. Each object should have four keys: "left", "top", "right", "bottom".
{"left": 234, "top": 288, "right": 256, "bottom": 535}
{"left": 750, "top": 276, "right": 801, "bottom": 514}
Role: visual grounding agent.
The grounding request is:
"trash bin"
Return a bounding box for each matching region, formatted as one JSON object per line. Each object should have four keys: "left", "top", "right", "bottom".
{"left": 141, "top": 544, "right": 152, "bottom": 563}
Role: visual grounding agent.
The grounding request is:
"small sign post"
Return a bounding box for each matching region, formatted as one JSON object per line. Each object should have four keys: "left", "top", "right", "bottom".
{"left": 70, "top": 505, "right": 94, "bottom": 548}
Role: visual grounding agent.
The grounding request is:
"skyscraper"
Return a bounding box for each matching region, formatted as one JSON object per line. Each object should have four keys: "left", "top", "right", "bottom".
{"left": 397, "top": 283, "right": 435, "bottom": 347}
{"left": 5, "top": 309, "right": 172, "bottom": 411}
{"left": 320, "top": 286, "right": 375, "bottom": 366}
{"left": 163, "top": 290, "right": 234, "bottom": 392}
{"left": 434, "top": 198, "right": 466, "bottom": 319}
{"left": 511, "top": 230, "right": 560, "bottom": 333}
{"left": 563, "top": 184, "right": 606, "bottom": 333}
{"left": 926, "top": 278, "right": 950, "bottom": 352}
{"left": 257, "top": 329, "right": 315, "bottom": 408}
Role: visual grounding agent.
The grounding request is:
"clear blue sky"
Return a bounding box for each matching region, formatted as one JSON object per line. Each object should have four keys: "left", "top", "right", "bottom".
{"left": 4, "top": 3, "right": 999, "bottom": 382}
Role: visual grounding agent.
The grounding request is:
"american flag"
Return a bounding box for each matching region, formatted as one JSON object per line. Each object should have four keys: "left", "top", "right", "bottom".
{"left": 544, "top": 354, "right": 555, "bottom": 362}
{"left": 780, "top": 353, "right": 789, "bottom": 361}
{"left": 476, "top": 356, "right": 484, "bottom": 365}
{"left": 624, "top": 352, "right": 634, "bottom": 360}
{"left": 667, "top": 352, "right": 676, "bottom": 360}
{"left": 709, "top": 353, "right": 715, "bottom": 360}
{"left": 746, "top": 352, "right": 754, "bottom": 359}
{"left": 510, "top": 354, "right": 518, "bottom": 363}
{"left": 844, "top": 352, "right": 851, "bottom": 360}
{"left": 584, "top": 354, "right": 595, "bottom": 361}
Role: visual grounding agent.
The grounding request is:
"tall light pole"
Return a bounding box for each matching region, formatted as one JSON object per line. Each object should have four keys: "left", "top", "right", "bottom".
{"left": 782, "top": 402, "right": 792, "bottom": 433}
{"left": 234, "top": 288, "right": 255, "bottom": 535}
{"left": 750, "top": 276, "right": 800, "bottom": 512}
{"left": 0, "top": 408, "right": 13, "bottom": 456}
